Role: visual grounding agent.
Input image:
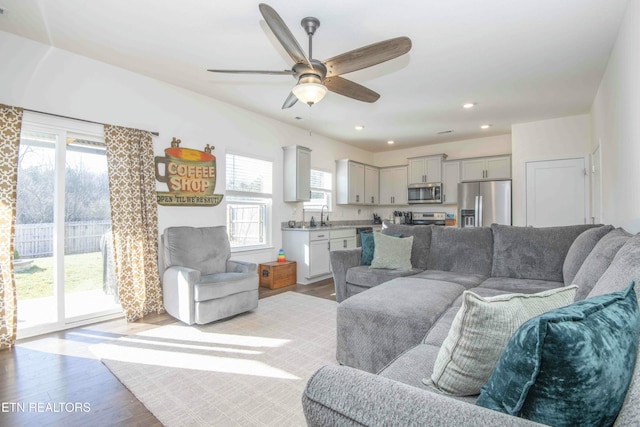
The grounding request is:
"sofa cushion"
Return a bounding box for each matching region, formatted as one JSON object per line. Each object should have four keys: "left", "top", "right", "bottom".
{"left": 412, "top": 270, "right": 486, "bottom": 289}
{"left": 491, "top": 224, "right": 596, "bottom": 282}
{"left": 572, "top": 228, "right": 632, "bottom": 300}
{"left": 163, "top": 226, "right": 231, "bottom": 275}
{"left": 478, "top": 277, "right": 565, "bottom": 294}
{"left": 562, "top": 225, "right": 614, "bottom": 287}
{"left": 377, "top": 344, "right": 481, "bottom": 406}
{"left": 477, "top": 283, "right": 639, "bottom": 427}
{"left": 427, "top": 286, "right": 577, "bottom": 396}
{"left": 588, "top": 233, "right": 640, "bottom": 298}
{"left": 370, "top": 233, "right": 414, "bottom": 270}
{"left": 427, "top": 227, "right": 493, "bottom": 277}
{"left": 346, "top": 265, "right": 423, "bottom": 289}
{"left": 337, "top": 277, "right": 465, "bottom": 374}
{"left": 382, "top": 224, "right": 432, "bottom": 269}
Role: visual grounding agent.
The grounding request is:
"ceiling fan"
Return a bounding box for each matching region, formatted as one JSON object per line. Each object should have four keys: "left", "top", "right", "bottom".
{"left": 207, "top": 3, "right": 412, "bottom": 108}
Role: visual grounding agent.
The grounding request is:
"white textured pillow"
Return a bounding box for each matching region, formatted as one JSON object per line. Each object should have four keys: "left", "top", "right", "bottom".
{"left": 425, "top": 285, "right": 577, "bottom": 396}
{"left": 369, "top": 232, "right": 413, "bottom": 270}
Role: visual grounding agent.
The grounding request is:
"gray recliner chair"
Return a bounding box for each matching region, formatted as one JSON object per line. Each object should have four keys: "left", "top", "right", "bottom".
{"left": 161, "top": 226, "right": 259, "bottom": 325}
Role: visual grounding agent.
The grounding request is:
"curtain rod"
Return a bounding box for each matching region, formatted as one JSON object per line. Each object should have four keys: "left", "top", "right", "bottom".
{"left": 23, "top": 108, "right": 160, "bottom": 137}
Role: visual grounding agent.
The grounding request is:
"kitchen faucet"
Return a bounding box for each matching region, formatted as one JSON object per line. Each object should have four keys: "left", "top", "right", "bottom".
{"left": 320, "top": 205, "right": 328, "bottom": 226}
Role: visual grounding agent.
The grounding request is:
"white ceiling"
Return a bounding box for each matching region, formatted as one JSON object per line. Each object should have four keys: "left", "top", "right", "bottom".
{"left": 0, "top": 0, "right": 629, "bottom": 152}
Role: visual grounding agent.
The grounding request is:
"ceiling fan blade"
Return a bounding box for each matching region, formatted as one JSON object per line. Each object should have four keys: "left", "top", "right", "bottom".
{"left": 282, "top": 92, "right": 298, "bottom": 109}
{"left": 324, "top": 76, "right": 380, "bottom": 103}
{"left": 259, "top": 3, "right": 313, "bottom": 69}
{"left": 323, "top": 36, "right": 412, "bottom": 77}
{"left": 207, "top": 69, "right": 296, "bottom": 75}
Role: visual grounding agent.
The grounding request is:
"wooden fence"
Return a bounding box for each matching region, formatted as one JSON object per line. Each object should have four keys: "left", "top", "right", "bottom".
{"left": 15, "top": 221, "right": 112, "bottom": 258}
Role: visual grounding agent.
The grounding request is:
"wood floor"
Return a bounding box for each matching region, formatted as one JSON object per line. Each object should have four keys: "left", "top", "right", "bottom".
{"left": 0, "top": 280, "right": 336, "bottom": 427}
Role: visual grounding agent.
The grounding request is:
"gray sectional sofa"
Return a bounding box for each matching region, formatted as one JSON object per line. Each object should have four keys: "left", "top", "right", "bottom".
{"left": 302, "top": 223, "right": 640, "bottom": 426}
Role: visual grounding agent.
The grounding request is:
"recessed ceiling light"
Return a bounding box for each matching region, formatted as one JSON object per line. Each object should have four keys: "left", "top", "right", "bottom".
{"left": 463, "top": 103, "right": 476, "bottom": 109}
{"left": 481, "top": 124, "right": 492, "bottom": 129}
{"left": 387, "top": 140, "right": 395, "bottom": 145}
{"left": 355, "top": 125, "right": 364, "bottom": 131}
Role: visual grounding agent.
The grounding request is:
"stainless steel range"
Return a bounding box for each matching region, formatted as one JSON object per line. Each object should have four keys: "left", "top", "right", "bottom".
{"left": 411, "top": 212, "right": 446, "bottom": 226}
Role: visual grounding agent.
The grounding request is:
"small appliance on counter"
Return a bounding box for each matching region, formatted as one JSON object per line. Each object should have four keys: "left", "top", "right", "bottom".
{"left": 373, "top": 213, "right": 382, "bottom": 225}
{"left": 411, "top": 212, "right": 446, "bottom": 226}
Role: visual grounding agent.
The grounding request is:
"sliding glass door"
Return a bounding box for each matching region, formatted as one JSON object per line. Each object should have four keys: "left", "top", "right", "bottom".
{"left": 15, "top": 115, "right": 122, "bottom": 338}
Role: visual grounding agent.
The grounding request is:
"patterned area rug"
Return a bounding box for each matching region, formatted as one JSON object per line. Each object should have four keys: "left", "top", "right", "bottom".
{"left": 91, "top": 292, "right": 337, "bottom": 426}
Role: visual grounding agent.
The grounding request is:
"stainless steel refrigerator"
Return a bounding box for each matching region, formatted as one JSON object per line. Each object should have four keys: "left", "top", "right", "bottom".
{"left": 458, "top": 180, "right": 512, "bottom": 227}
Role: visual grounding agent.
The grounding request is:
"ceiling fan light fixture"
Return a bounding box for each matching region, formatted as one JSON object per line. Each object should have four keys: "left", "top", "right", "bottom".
{"left": 292, "top": 82, "right": 327, "bottom": 105}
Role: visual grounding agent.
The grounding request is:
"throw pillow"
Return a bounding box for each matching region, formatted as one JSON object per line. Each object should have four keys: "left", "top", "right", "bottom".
{"left": 562, "top": 225, "right": 614, "bottom": 287}
{"left": 572, "top": 228, "right": 631, "bottom": 301}
{"left": 360, "top": 231, "right": 375, "bottom": 266}
{"left": 426, "top": 285, "right": 577, "bottom": 396}
{"left": 477, "top": 282, "right": 639, "bottom": 427}
{"left": 370, "top": 232, "right": 413, "bottom": 270}
{"left": 360, "top": 231, "right": 403, "bottom": 266}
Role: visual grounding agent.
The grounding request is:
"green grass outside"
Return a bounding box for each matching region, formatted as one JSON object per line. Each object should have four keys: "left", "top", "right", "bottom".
{"left": 15, "top": 252, "right": 104, "bottom": 300}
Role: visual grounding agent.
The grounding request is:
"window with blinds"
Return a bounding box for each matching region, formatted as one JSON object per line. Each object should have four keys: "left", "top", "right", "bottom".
{"left": 304, "top": 169, "right": 332, "bottom": 211}
{"left": 226, "top": 153, "right": 272, "bottom": 196}
{"left": 225, "top": 153, "right": 273, "bottom": 250}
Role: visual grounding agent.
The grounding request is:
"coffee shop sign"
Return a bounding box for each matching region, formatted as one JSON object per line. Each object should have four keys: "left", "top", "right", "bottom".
{"left": 154, "top": 138, "right": 224, "bottom": 206}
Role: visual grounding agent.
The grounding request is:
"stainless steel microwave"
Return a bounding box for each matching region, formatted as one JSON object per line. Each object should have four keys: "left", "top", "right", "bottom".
{"left": 407, "top": 182, "right": 442, "bottom": 204}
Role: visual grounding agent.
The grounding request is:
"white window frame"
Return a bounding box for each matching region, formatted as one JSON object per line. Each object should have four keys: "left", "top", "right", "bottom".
{"left": 225, "top": 152, "right": 273, "bottom": 252}
{"left": 17, "top": 112, "right": 122, "bottom": 339}
{"left": 304, "top": 168, "right": 333, "bottom": 212}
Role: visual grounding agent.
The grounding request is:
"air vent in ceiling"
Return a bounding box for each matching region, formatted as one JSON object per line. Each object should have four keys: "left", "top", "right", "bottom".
{"left": 436, "top": 130, "right": 453, "bottom": 135}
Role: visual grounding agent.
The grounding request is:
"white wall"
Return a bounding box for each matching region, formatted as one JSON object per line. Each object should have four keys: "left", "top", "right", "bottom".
{"left": 0, "top": 30, "right": 374, "bottom": 264}
{"left": 511, "top": 115, "right": 591, "bottom": 226}
{"left": 371, "top": 134, "right": 512, "bottom": 167}
{"left": 591, "top": 0, "right": 640, "bottom": 233}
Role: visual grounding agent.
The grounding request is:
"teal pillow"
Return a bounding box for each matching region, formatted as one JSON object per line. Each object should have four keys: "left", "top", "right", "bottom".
{"left": 477, "top": 282, "right": 639, "bottom": 427}
{"left": 360, "top": 231, "right": 403, "bottom": 266}
{"left": 360, "top": 232, "right": 375, "bottom": 265}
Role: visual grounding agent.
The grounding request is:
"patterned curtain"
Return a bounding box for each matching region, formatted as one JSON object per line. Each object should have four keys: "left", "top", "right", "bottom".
{"left": 104, "top": 125, "right": 163, "bottom": 321}
{"left": 0, "top": 105, "right": 23, "bottom": 350}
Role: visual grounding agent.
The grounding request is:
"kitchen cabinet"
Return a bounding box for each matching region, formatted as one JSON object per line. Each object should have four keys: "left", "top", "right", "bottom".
{"left": 442, "top": 160, "right": 461, "bottom": 204}
{"left": 329, "top": 228, "right": 357, "bottom": 251}
{"left": 460, "top": 155, "right": 511, "bottom": 181}
{"left": 364, "top": 165, "right": 379, "bottom": 205}
{"left": 282, "top": 229, "right": 331, "bottom": 284}
{"left": 379, "top": 166, "right": 408, "bottom": 205}
{"left": 408, "top": 155, "right": 445, "bottom": 184}
{"left": 309, "top": 238, "right": 331, "bottom": 278}
{"left": 336, "top": 159, "right": 379, "bottom": 205}
{"left": 282, "top": 145, "right": 311, "bottom": 202}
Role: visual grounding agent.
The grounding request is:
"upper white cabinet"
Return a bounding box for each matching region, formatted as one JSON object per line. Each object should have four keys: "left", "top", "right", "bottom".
{"left": 408, "top": 155, "right": 445, "bottom": 184}
{"left": 379, "top": 166, "right": 408, "bottom": 205}
{"left": 460, "top": 155, "right": 511, "bottom": 181}
{"left": 282, "top": 145, "right": 311, "bottom": 202}
{"left": 336, "top": 160, "right": 379, "bottom": 205}
{"left": 364, "top": 165, "right": 379, "bottom": 205}
{"left": 442, "top": 161, "right": 461, "bottom": 205}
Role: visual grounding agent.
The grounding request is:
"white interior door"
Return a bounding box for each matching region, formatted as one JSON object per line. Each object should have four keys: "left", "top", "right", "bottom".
{"left": 525, "top": 158, "right": 587, "bottom": 227}
{"left": 591, "top": 145, "right": 602, "bottom": 224}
